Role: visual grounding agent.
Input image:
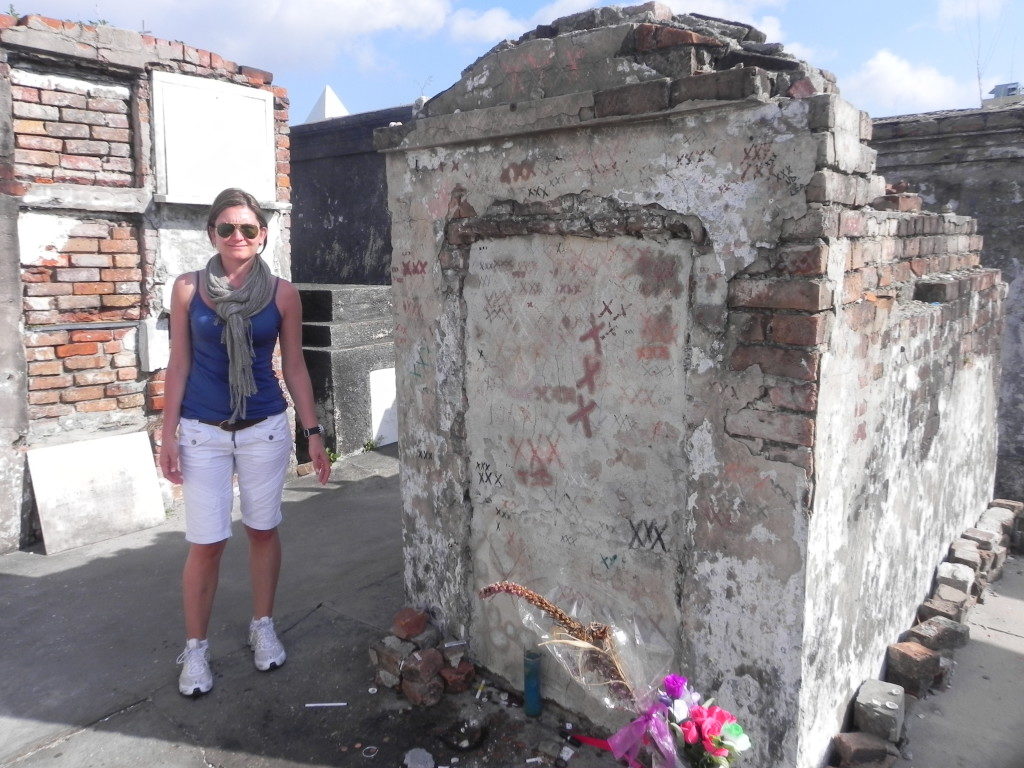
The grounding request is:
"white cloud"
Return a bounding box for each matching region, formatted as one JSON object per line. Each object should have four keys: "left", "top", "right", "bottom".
{"left": 937, "top": 0, "right": 1006, "bottom": 29}
{"left": 843, "top": 49, "right": 980, "bottom": 117}
{"left": 449, "top": 7, "right": 529, "bottom": 43}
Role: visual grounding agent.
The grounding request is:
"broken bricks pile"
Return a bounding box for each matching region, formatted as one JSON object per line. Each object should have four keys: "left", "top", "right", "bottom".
{"left": 827, "top": 498, "right": 1022, "bottom": 767}
{"left": 369, "top": 607, "right": 476, "bottom": 707}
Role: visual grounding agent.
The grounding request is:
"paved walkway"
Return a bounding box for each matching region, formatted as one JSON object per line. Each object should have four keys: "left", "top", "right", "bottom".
{"left": 1, "top": 445, "right": 1021, "bottom": 767}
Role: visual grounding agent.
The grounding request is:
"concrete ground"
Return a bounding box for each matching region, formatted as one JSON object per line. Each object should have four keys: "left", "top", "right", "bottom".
{"left": 0, "top": 446, "right": 618, "bottom": 768}
{"left": 1, "top": 445, "right": 1021, "bottom": 768}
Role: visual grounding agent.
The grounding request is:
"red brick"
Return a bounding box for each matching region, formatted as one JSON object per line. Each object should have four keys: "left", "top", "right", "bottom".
{"left": 28, "top": 360, "right": 62, "bottom": 376}
{"left": 15, "top": 148, "right": 59, "bottom": 166}
{"left": 25, "top": 330, "right": 69, "bottom": 347}
{"left": 41, "top": 91, "right": 87, "bottom": 108}
{"left": 633, "top": 23, "right": 724, "bottom": 51}
{"left": 73, "top": 282, "right": 114, "bottom": 295}
{"left": 30, "top": 404, "right": 73, "bottom": 419}
{"left": 104, "top": 340, "right": 123, "bottom": 354}
{"left": 60, "top": 155, "right": 102, "bottom": 171}
{"left": 392, "top": 607, "right": 430, "bottom": 640}
{"left": 55, "top": 342, "right": 99, "bottom": 358}
{"left": 76, "top": 399, "right": 117, "bottom": 412}
{"left": 99, "top": 242, "right": 139, "bottom": 256}
{"left": 13, "top": 119, "right": 46, "bottom": 135}
{"left": 70, "top": 329, "right": 113, "bottom": 343}
{"left": 886, "top": 641, "right": 940, "bottom": 697}
{"left": 113, "top": 253, "right": 141, "bottom": 268}
{"left": 842, "top": 271, "right": 864, "bottom": 304}
{"left": 729, "top": 279, "right": 832, "bottom": 312}
{"left": 778, "top": 244, "right": 828, "bottom": 276}
{"left": 769, "top": 382, "right": 818, "bottom": 412}
{"left": 117, "top": 367, "right": 138, "bottom": 381}
{"left": 28, "top": 391, "right": 60, "bottom": 405}
{"left": 63, "top": 355, "right": 107, "bottom": 371}
{"left": 239, "top": 65, "right": 273, "bottom": 84}
{"left": 101, "top": 294, "right": 140, "bottom": 307}
{"left": 400, "top": 676, "right": 443, "bottom": 707}
{"left": 146, "top": 379, "right": 164, "bottom": 395}
{"left": 768, "top": 314, "right": 828, "bottom": 346}
{"left": 831, "top": 732, "right": 897, "bottom": 767}
{"left": 25, "top": 347, "right": 56, "bottom": 361}
{"left": 109, "top": 226, "right": 134, "bottom": 240}
{"left": 11, "top": 84, "right": 40, "bottom": 102}
{"left": 730, "top": 345, "right": 820, "bottom": 381}
{"left": 146, "top": 394, "right": 165, "bottom": 411}
{"left": 439, "top": 660, "right": 476, "bottom": 693}
{"left": 73, "top": 370, "right": 116, "bottom": 386}
{"left": 16, "top": 135, "right": 62, "bottom": 151}
{"left": 28, "top": 375, "right": 73, "bottom": 390}
{"left": 839, "top": 210, "right": 867, "bottom": 237}
{"left": 44, "top": 122, "right": 89, "bottom": 139}
{"left": 61, "top": 385, "right": 104, "bottom": 403}
{"left": 100, "top": 267, "right": 141, "bottom": 281}
{"left": 117, "top": 393, "right": 145, "bottom": 408}
{"left": 22, "top": 268, "right": 53, "bottom": 284}
{"left": 87, "top": 97, "right": 127, "bottom": 114}
{"left": 112, "top": 352, "right": 136, "bottom": 367}
{"left": 401, "top": 648, "right": 443, "bottom": 683}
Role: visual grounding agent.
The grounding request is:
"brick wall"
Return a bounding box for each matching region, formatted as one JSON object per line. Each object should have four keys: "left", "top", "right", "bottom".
{"left": 0, "top": 12, "right": 290, "bottom": 549}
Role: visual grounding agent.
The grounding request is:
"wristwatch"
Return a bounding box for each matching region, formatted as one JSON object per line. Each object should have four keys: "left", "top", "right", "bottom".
{"left": 302, "top": 424, "right": 325, "bottom": 438}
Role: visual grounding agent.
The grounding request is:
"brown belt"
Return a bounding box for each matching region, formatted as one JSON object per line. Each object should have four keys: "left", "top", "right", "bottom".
{"left": 197, "top": 416, "right": 269, "bottom": 432}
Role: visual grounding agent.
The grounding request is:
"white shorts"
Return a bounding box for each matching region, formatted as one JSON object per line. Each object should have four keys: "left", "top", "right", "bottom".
{"left": 179, "top": 411, "right": 292, "bottom": 544}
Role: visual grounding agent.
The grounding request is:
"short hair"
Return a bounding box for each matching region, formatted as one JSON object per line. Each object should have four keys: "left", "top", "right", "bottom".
{"left": 205, "top": 188, "right": 268, "bottom": 230}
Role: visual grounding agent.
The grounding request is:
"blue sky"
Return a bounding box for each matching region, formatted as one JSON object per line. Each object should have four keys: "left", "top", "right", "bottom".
{"left": 21, "top": 1, "right": 1024, "bottom": 121}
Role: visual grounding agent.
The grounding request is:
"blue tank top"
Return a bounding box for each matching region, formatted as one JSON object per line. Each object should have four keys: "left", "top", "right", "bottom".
{"left": 181, "top": 279, "right": 287, "bottom": 421}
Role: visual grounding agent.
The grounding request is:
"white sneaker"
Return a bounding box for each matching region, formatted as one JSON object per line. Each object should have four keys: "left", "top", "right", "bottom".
{"left": 248, "top": 617, "right": 286, "bottom": 671}
{"left": 177, "top": 638, "right": 212, "bottom": 696}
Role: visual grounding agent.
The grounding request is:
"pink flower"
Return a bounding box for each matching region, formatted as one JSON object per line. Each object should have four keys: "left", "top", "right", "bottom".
{"left": 683, "top": 704, "right": 738, "bottom": 758}
{"left": 663, "top": 674, "right": 688, "bottom": 699}
{"left": 681, "top": 720, "right": 699, "bottom": 745}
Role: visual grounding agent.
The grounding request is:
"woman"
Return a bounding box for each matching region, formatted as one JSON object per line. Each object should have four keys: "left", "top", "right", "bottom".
{"left": 159, "top": 188, "right": 331, "bottom": 696}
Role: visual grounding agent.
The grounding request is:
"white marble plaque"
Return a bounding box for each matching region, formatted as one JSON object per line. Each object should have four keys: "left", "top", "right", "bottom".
{"left": 369, "top": 367, "right": 398, "bottom": 446}
{"left": 28, "top": 432, "right": 166, "bottom": 554}
{"left": 152, "top": 71, "right": 276, "bottom": 205}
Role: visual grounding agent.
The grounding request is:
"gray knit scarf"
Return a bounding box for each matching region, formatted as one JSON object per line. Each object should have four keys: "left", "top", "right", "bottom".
{"left": 203, "top": 254, "right": 275, "bottom": 423}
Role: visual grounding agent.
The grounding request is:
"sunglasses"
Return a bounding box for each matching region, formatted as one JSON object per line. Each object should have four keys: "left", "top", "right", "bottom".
{"left": 215, "top": 222, "right": 261, "bottom": 239}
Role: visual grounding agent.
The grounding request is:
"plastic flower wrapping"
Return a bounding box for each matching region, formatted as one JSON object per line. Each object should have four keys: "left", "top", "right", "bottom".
{"left": 479, "top": 581, "right": 752, "bottom": 768}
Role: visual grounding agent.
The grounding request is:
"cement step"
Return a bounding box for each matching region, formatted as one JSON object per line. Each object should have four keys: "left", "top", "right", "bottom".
{"left": 296, "top": 283, "right": 393, "bottom": 324}
{"left": 301, "top": 317, "right": 394, "bottom": 349}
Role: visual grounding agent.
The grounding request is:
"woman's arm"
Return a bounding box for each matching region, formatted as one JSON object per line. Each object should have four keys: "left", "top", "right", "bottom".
{"left": 277, "top": 280, "right": 331, "bottom": 485}
{"left": 159, "top": 273, "right": 195, "bottom": 484}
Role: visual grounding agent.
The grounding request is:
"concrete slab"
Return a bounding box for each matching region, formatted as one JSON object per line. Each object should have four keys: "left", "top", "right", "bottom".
{"left": 893, "top": 557, "right": 1024, "bottom": 768}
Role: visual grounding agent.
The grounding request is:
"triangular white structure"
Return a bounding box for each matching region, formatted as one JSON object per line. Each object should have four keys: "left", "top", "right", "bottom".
{"left": 303, "top": 85, "right": 349, "bottom": 123}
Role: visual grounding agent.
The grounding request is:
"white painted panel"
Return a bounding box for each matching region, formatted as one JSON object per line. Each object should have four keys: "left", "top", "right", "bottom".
{"left": 369, "top": 367, "right": 398, "bottom": 445}
{"left": 28, "top": 432, "right": 165, "bottom": 554}
{"left": 152, "top": 71, "right": 275, "bottom": 205}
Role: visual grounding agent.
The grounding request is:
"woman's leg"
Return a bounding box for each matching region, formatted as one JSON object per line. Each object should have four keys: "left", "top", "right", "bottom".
{"left": 182, "top": 540, "right": 228, "bottom": 639}
{"left": 244, "top": 525, "right": 280, "bottom": 619}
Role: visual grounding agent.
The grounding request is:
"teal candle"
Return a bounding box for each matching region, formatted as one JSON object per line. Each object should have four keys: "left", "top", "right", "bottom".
{"left": 524, "top": 649, "right": 542, "bottom": 717}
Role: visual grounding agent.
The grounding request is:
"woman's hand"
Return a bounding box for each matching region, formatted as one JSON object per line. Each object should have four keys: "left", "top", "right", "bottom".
{"left": 160, "top": 436, "right": 182, "bottom": 484}
{"left": 308, "top": 435, "right": 331, "bottom": 485}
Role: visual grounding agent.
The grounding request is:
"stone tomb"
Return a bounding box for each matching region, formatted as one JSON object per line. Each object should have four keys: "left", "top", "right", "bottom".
{"left": 380, "top": 6, "right": 1002, "bottom": 767}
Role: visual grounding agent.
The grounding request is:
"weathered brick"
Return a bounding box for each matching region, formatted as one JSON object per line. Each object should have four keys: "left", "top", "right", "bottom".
{"left": 28, "top": 391, "right": 60, "bottom": 405}
{"left": 28, "top": 360, "right": 63, "bottom": 376}
{"left": 117, "top": 367, "right": 139, "bottom": 381}
{"left": 73, "top": 370, "right": 117, "bottom": 386}
{"left": 44, "top": 122, "right": 90, "bottom": 139}
{"left": 962, "top": 527, "right": 998, "bottom": 550}
{"left": 831, "top": 732, "right": 898, "bottom": 768}
{"left": 63, "top": 237, "right": 99, "bottom": 252}
{"left": 29, "top": 375, "right": 73, "bottom": 390}
{"left": 918, "top": 596, "right": 965, "bottom": 624}
{"left": 23, "top": 296, "right": 55, "bottom": 311}
{"left": 63, "top": 355, "right": 107, "bottom": 371}
{"left": 29, "top": 404, "right": 73, "bottom": 419}
{"left": 778, "top": 243, "right": 828, "bottom": 275}
{"left": 670, "top": 66, "right": 771, "bottom": 103}
{"left": 769, "top": 381, "right": 818, "bottom": 412}
{"left": 41, "top": 90, "right": 87, "bottom": 108}
{"left": 439, "top": 660, "right": 476, "bottom": 693}
{"left": 15, "top": 148, "right": 59, "bottom": 167}
{"left": 57, "top": 295, "right": 101, "bottom": 310}
{"left": 400, "top": 676, "right": 443, "bottom": 707}
{"left": 25, "top": 330, "right": 69, "bottom": 347}
{"left": 25, "top": 347, "right": 56, "bottom": 362}
{"left": 87, "top": 97, "right": 128, "bottom": 114}
{"left": 914, "top": 279, "right": 959, "bottom": 303}
{"left": 116, "top": 393, "right": 146, "bottom": 408}
{"left": 368, "top": 636, "right": 416, "bottom": 677}
{"left": 14, "top": 119, "right": 47, "bottom": 135}
{"left": 885, "top": 641, "right": 940, "bottom": 697}
{"left": 55, "top": 342, "right": 99, "bottom": 358}
{"left": 54, "top": 267, "right": 100, "bottom": 282}
{"left": 101, "top": 294, "right": 140, "bottom": 307}
{"left": 76, "top": 399, "right": 118, "bottom": 412}
{"left": 73, "top": 281, "right": 114, "bottom": 295}
{"left": 64, "top": 139, "right": 109, "bottom": 156}
{"left": 729, "top": 278, "right": 832, "bottom": 311}
{"left": 16, "top": 135, "right": 62, "bottom": 152}
{"left": 60, "top": 108, "right": 108, "bottom": 126}
{"left": 112, "top": 352, "right": 136, "bottom": 367}
{"left": 594, "top": 79, "right": 670, "bottom": 118}
{"left": 730, "top": 345, "right": 820, "bottom": 381}
{"left": 402, "top": 648, "right": 444, "bottom": 683}
{"left": 905, "top": 616, "right": 969, "bottom": 653}
{"left": 70, "top": 254, "right": 113, "bottom": 269}
{"left": 61, "top": 385, "right": 105, "bottom": 403}
{"left": 11, "top": 85, "right": 40, "bottom": 102}
{"left": 726, "top": 408, "right": 815, "bottom": 446}
{"left": 768, "top": 313, "right": 828, "bottom": 346}
{"left": 99, "top": 243, "right": 140, "bottom": 257}
{"left": 392, "top": 607, "right": 431, "bottom": 641}
{"left": 113, "top": 253, "right": 141, "bottom": 268}
{"left": 13, "top": 102, "right": 59, "bottom": 120}
{"left": 61, "top": 155, "right": 103, "bottom": 172}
